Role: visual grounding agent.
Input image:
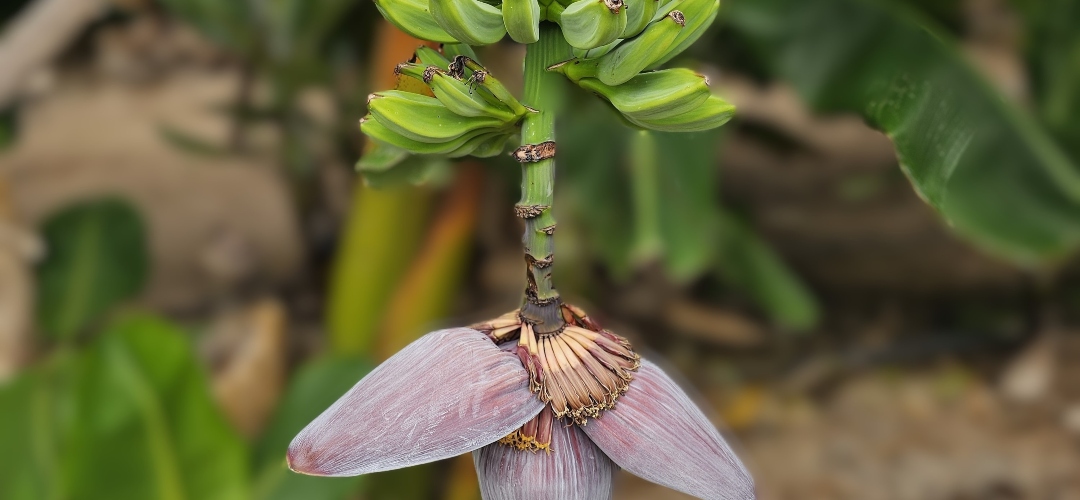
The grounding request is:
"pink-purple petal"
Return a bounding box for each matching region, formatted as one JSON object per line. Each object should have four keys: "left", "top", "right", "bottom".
{"left": 582, "top": 359, "right": 755, "bottom": 500}
{"left": 288, "top": 328, "right": 544, "bottom": 476}
{"left": 474, "top": 421, "right": 616, "bottom": 500}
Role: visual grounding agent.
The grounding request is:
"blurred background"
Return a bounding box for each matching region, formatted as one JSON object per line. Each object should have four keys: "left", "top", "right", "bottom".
{"left": 1, "top": 0, "right": 1079, "bottom": 499}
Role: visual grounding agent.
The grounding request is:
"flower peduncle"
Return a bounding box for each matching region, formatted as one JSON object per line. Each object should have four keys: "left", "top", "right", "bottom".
{"left": 517, "top": 23, "right": 569, "bottom": 335}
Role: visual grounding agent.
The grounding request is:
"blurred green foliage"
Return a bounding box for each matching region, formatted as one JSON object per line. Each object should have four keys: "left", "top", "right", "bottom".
{"left": 560, "top": 102, "right": 820, "bottom": 329}
{"left": 725, "top": 0, "right": 1080, "bottom": 263}
{"left": 36, "top": 198, "right": 148, "bottom": 340}
{"left": 6, "top": 0, "right": 1080, "bottom": 498}
{"left": 0, "top": 316, "right": 247, "bottom": 500}
{"left": 1013, "top": 0, "right": 1080, "bottom": 161}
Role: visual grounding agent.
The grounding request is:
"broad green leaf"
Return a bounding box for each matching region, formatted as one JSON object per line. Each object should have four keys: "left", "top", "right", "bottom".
{"left": 725, "top": 0, "right": 1080, "bottom": 263}
{"left": 63, "top": 315, "right": 248, "bottom": 500}
{"left": 254, "top": 357, "right": 372, "bottom": 500}
{"left": 0, "top": 354, "right": 77, "bottom": 500}
{"left": 36, "top": 198, "right": 149, "bottom": 339}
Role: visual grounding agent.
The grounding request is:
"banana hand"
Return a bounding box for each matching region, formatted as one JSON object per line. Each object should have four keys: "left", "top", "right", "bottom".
{"left": 503, "top": 0, "right": 542, "bottom": 43}
{"left": 626, "top": 94, "right": 735, "bottom": 132}
{"left": 429, "top": 0, "right": 507, "bottom": 45}
{"left": 396, "top": 63, "right": 518, "bottom": 121}
{"left": 368, "top": 91, "right": 508, "bottom": 143}
{"left": 575, "top": 68, "right": 712, "bottom": 121}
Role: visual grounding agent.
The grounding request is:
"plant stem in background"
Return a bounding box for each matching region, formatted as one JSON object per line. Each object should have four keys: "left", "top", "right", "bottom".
{"left": 628, "top": 130, "right": 662, "bottom": 262}
{"left": 517, "top": 23, "right": 569, "bottom": 334}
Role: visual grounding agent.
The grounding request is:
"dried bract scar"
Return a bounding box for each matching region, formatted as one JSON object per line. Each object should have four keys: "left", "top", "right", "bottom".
{"left": 471, "top": 303, "right": 641, "bottom": 425}
{"left": 511, "top": 141, "right": 556, "bottom": 163}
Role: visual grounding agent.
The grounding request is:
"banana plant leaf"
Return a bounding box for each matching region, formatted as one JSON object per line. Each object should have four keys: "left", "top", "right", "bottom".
{"left": 36, "top": 198, "right": 148, "bottom": 340}
{"left": 724, "top": 0, "right": 1080, "bottom": 263}
{"left": 0, "top": 315, "right": 248, "bottom": 500}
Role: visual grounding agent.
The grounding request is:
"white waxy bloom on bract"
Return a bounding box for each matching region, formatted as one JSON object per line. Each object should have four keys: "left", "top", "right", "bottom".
{"left": 287, "top": 327, "right": 755, "bottom": 500}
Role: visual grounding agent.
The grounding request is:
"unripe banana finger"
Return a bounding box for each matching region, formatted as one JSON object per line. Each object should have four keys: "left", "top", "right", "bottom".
{"left": 429, "top": 0, "right": 506, "bottom": 45}
{"left": 595, "top": 10, "right": 685, "bottom": 85}
{"left": 442, "top": 43, "right": 479, "bottom": 61}
{"left": 573, "top": 39, "right": 621, "bottom": 59}
{"left": 575, "top": 68, "right": 712, "bottom": 121}
{"left": 556, "top": 0, "right": 628, "bottom": 50}
{"left": 374, "top": 0, "right": 457, "bottom": 43}
{"left": 648, "top": 0, "right": 718, "bottom": 68}
{"left": 450, "top": 56, "right": 532, "bottom": 117}
{"left": 415, "top": 46, "right": 452, "bottom": 67}
{"left": 447, "top": 130, "right": 510, "bottom": 158}
{"left": 471, "top": 133, "right": 515, "bottom": 158}
{"left": 621, "top": 0, "right": 658, "bottom": 37}
{"left": 503, "top": 0, "right": 542, "bottom": 43}
{"left": 368, "top": 90, "right": 507, "bottom": 143}
{"left": 627, "top": 94, "right": 735, "bottom": 132}
{"left": 398, "top": 63, "right": 520, "bottom": 121}
{"left": 361, "top": 116, "right": 493, "bottom": 155}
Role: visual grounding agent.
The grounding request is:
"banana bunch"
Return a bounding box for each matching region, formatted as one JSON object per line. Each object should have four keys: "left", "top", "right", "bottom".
{"left": 574, "top": 69, "right": 734, "bottom": 131}
{"left": 556, "top": 0, "right": 720, "bottom": 82}
{"left": 546, "top": 0, "right": 731, "bottom": 132}
{"left": 360, "top": 47, "right": 528, "bottom": 159}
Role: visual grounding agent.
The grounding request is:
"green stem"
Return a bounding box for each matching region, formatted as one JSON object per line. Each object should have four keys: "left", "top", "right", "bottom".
{"left": 518, "top": 23, "right": 570, "bottom": 333}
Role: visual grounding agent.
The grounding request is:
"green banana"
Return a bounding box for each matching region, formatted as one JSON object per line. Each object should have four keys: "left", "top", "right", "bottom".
{"left": 648, "top": 0, "right": 718, "bottom": 68}
{"left": 442, "top": 43, "right": 479, "bottom": 61}
{"left": 470, "top": 133, "right": 514, "bottom": 158}
{"left": 594, "top": 10, "right": 685, "bottom": 85}
{"left": 576, "top": 68, "right": 712, "bottom": 121}
{"left": 368, "top": 90, "right": 507, "bottom": 143}
{"left": 361, "top": 116, "right": 494, "bottom": 155}
{"left": 621, "top": 0, "right": 658, "bottom": 37}
{"left": 450, "top": 56, "right": 532, "bottom": 116}
{"left": 555, "top": 0, "right": 628, "bottom": 50}
{"left": 502, "top": 0, "right": 541, "bottom": 43}
{"left": 396, "top": 63, "right": 518, "bottom": 121}
{"left": 572, "top": 38, "right": 621, "bottom": 59}
{"left": 415, "top": 46, "right": 451, "bottom": 67}
{"left": 447, "top": 130, "right": 509, "bottom": 157}
{"left": 626, "top": 94, "right": 735, "bottom": 132}
{"left": 429, "top": 0, "right": 506, "bottom": 45}
{"left": 374, "top": 0, "right": 457, "bottom": 43}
